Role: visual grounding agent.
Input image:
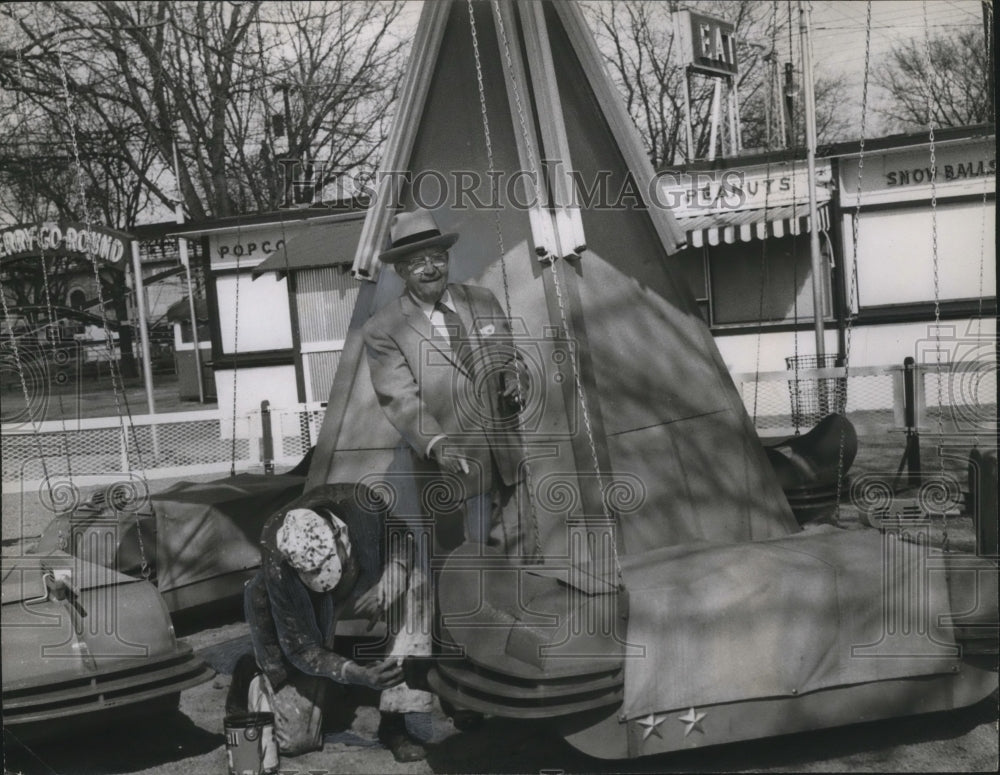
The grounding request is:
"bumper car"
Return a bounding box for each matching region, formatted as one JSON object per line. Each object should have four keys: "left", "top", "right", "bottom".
{"left": 1, "top": 552, "right": 213, "bottom": 737}
{"left": 33, "top": 468, "right": 307, "bottom": 613}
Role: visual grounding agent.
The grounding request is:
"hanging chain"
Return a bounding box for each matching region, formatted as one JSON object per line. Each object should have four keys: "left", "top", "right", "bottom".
{"left": 16, "top": 40, "right": 75, "bottom": 483}
{"left": 37, "top": 250, "right": 76, "bottom": 483}
{"left": 3, "top": 41, "right": 63, "bottom": 500}
{"left": 922, "top": 0, "right": 948, "bottom": 551}
{"left": 132, "top": 493, "right": 152, "bottom": 579}
{"left": 55, "top": 29, "right": 151, "bottom": 575}
{"left": 835, "top": 0, "right": 872, "bottom": 520}
{"left": 971, "top": 3, "right": 993, "bottom": 453}
{"left": 752, "top": 0, "right": 781, "bottom": 424}
{"left": 469, "top": 0, "right": 543, "bottom": 560}
{"left": 55, "top": 46, "right": 148, "bottom": 476}
{"left": 548, "top": 259, "right": 623, "bottom": 585}
{"left": 230, "top": 245, "right": 242, "bottom": 476}
{"left": 0, "top": 276, "right": 54, "bottom": 492}
{"left": 491, "top": 0, "right": 543, "bottom": 198}
{"left": 476, "top": 0, "right": 620, "bottom": 580}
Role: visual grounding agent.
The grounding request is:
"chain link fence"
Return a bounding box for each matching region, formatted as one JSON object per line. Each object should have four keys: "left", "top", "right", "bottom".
{"left": 735, "top": 359, "right": 996, "bottom": 439}
{"left": 2, "top": 403, "right": 326, "bottom": 493}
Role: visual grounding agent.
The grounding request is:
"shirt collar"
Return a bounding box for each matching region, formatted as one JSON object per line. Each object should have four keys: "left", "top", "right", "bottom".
{"left": 409, "top": 288, "right": 454, "bottom": 317}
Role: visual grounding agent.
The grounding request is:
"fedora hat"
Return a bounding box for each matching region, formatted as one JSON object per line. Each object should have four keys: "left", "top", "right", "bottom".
{"left": 379, "top": 208, "right": 459, "bottom": 264}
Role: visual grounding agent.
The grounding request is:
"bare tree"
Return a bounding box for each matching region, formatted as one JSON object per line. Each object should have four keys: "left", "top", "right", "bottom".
{"left": 874, "top": 26, "right": 991, "bottom": 132}
{"left": 582, "top": 0, "right": 854, "bottom": 166}
{"left": 0, "top": 1, "right": 407, "bottom": 222}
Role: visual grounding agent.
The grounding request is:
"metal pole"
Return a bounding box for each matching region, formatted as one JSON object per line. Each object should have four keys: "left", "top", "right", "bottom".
{"left": 707, "top": 78, "right": 722, "bottom": 161}
{"left": 729, "top": 75, "right": 742, "bottom": 155}
{"left": 670, "top": 4, "right": 695, "bottom": 162}
{"left": 682, "top": 70, "right": 696, "bottom": 161}
{"left": 800, "top": 2, "right": 825, "bottom": 359}
{"left": 130, "top": 239, "right": 159, "bottom": 458}
{"left": 783, "top": 62, "right": 794, "bottom": 148}
{"left": 173, "top": 139, "right": 204, "bottom": 403}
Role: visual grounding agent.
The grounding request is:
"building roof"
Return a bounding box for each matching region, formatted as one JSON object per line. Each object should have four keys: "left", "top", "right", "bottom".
{"left": 675, "top": 203, "right": 831, "bottom": 248}
{"left": 251, "top": 213, "right": 365, "bottom": 279}
{"left": 661, "top": 123, "right": 995, "bottom": 173}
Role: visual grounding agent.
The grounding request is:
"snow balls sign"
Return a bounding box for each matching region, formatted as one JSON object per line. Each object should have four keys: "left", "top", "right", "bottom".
{"left": 0, "top": 221, "right": 130, "bottom": 268}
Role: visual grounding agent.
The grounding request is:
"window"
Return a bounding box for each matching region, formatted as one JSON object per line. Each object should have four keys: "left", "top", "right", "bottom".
{"left": 671, "top": 249, "right": 710, "bottom": 323}
{"left": 709, "top": 237, "right": 832, "bottom": 326}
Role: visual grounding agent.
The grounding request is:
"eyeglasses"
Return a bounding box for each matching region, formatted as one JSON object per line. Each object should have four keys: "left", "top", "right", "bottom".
{"left": 402, "top": 252, "right": 448, "bottom": 274}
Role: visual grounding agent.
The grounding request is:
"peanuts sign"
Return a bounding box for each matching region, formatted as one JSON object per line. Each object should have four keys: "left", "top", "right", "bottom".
{"left": 0, "top": 221, "right": 130, "bottom": 267}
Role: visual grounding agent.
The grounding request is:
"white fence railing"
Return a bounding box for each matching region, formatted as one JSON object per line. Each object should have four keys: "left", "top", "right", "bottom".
{"left": 3, "top": 360, "right": 994, "bottom": 493}
{"left": 2, "top": 403, "right": 326, "bottom": 493}
{"left": 732, "top": 361, "right": 996, "bottom": 438}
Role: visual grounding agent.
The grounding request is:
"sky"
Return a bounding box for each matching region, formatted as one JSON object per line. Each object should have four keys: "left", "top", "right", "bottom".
{"left": 751, "top": 0, "right": 988, "bottom": 130}
{"left": 396, "top": 0, "right": 990, "bottom": 135}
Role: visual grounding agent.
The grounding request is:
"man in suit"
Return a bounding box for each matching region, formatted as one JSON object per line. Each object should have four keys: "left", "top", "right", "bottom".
{"left": 363, "top": 208, "right": 531, "bottom": 557}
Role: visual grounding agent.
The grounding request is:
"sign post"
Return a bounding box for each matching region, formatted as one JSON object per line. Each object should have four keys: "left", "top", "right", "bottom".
{"left": 673, "top": 8, "right": 741, "bottom": 159}
{"left": 800, "top": 1, "right": 826, "bottom": 361}
{"left": 130, "top": 240, "right": 159, "bottom": 457}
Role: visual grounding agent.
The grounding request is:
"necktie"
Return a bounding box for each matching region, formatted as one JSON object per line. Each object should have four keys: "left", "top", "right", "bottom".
{"left": 434, "top": 301, "right": 475, "bottom": 374}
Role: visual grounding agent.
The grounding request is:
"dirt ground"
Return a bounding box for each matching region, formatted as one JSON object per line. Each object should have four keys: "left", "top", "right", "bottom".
{"left": 3, "top": 436, "right": 998, "bottom": 775}
{"left": 3, "top": 614, "right": 998, "bottom": 775}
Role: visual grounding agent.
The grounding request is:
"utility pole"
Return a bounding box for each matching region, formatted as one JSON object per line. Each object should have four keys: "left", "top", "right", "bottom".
{"left": 985, "top": 1, "right": 995, "bottom": 119}
{"left": 670, "top": 1, "right": 695, "bottom": 161}
{"left": 783, "top": 62, "right": 795, "bottom": 148}
{"left": 799, "top": 1, "right": 825, "bottom": 360}
{"left": 174, "top": 137, "right": 204, "bottom": 403}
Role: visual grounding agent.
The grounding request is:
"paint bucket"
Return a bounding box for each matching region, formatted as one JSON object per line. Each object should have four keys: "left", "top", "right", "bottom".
{"left": 224, "top": 713, "right": 279, "bottom": 775}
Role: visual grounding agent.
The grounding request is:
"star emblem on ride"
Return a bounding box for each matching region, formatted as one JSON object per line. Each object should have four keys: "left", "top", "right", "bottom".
{"left": 677, "top": 707, "right": 707, "bottom": 736}
{"left": 637, "top": 712, "right": 667, "bottom": 740}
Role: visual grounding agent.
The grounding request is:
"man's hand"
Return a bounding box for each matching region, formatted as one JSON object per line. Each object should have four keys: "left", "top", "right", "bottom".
{"left": 499, "top": 359, "right": 529, "bottom": 412}
{"left": 430, "top": 442, "right": 470, "bottom": 474}
{"left": 342, "top": 659, "right": 404, "bottom": 690}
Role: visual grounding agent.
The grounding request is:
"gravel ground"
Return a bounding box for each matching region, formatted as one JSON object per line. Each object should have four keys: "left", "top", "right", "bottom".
{"left": 3, "top": 444, "right": 998, "bottom": 774}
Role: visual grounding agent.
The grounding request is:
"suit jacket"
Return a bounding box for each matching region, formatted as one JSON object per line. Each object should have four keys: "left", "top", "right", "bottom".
{"left": 363, "top": 283, "right": 524, "bottom": 496}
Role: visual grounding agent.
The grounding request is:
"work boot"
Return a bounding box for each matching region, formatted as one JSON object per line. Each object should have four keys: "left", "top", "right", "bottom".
{"left": 377, "top": 712, "right": 426, "bottom": 763}
{"left": 225, "top": 653, "right": 259, "bottom": 716}
{"left": 441, "top": 698, "right": 485, "bottom": 732}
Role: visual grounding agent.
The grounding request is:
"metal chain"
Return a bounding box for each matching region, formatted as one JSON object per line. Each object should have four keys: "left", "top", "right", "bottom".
{"left": 230, "top": 245, "right": 242, "bottom": 476}
{"left": 469, "top": 0, "right": 542, "bottom": 559}
{"left": 922, "top": 0, "right": 948, "bottom": 551}
{"left": 835, "top": 0, "right": 871, "bottom": 520}
{"left": 132, "top": 502, "right": 152, "bottom": 579}
{"left": 55, "top": 45, "right": 147, "bottom": 475}
{"left": 37, "top": 250, "right": 76, "bottom": 482}
{"left": 751, "top": 0, "right": 781, "bottom": 423}
{"left": 549, "top": 262, "right": 623, "bottom": 585}
{"left": 0, "top": 275, "right": 53, "bottom": 491}
{"left": 55, "top": 34, "right": 152, "bottom": 571}
{"left": 6, "top": 41, "right": 67, "bottom": 496}
{"left": 787, "top": 1, "right": 803, "bottom": 432}
{"left": 972, "top": 3, "right": 993, "bottom": 452}
{"left": 491, "top": 0, "right": 543, "bottom": 200}
{"left": 481, "top": 0, "right": 619, "bottom": 579}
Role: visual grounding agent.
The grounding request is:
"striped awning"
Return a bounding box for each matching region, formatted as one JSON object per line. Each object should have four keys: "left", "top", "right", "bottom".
{"left": 676, "top": 204, "right": 830, "bottom": 249}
